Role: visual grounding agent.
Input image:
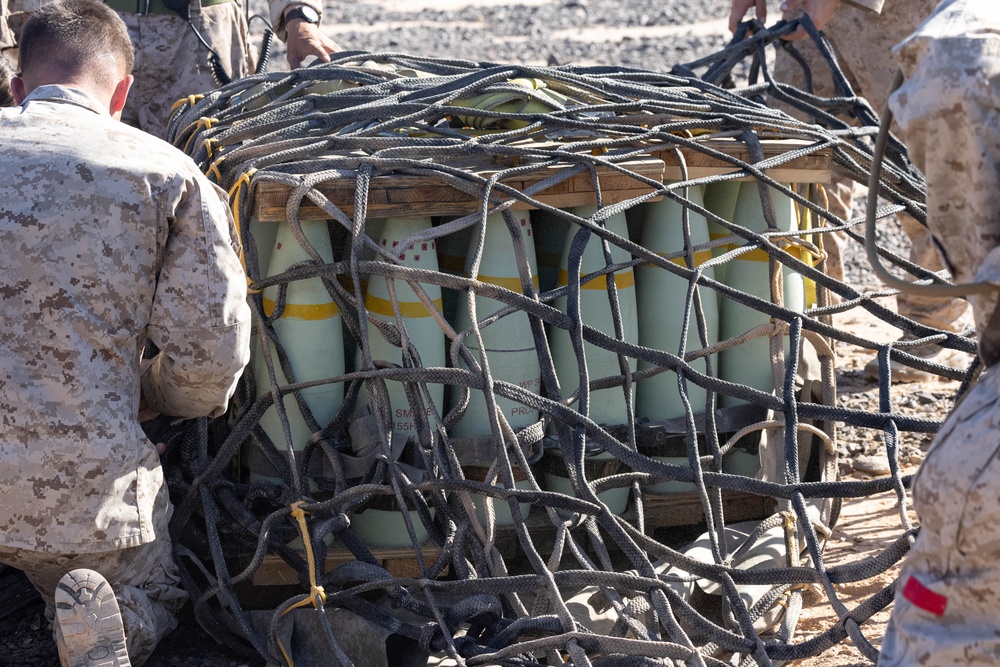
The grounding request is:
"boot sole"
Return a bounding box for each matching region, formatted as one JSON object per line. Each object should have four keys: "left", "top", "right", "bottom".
{"left": 55, "top": 569, "right": 131, "bottom": 667}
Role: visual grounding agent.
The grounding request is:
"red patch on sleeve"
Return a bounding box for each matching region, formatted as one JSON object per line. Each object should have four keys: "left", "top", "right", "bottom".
{"left": 902, "top": 575, "right": 947, "bottom": 617}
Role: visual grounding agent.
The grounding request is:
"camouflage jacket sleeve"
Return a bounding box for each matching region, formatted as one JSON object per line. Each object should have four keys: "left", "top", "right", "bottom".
{"left": 268, "top": 0, "right": 324, "bottom": 42}
{"left": 141, "top": 177, "right": 251, "bottom": 418}
{"left": 889, "top": 0, "right": 1000, "bottom": 364}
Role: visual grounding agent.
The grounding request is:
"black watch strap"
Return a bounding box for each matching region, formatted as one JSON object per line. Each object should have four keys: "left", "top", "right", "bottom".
{"left": 284, "top": 5, "right": 320, "bottom": 24}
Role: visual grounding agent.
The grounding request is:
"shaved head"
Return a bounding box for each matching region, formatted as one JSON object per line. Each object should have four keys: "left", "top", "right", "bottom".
{"left": 18, "top": 0, "right": 134, "bottom": 91}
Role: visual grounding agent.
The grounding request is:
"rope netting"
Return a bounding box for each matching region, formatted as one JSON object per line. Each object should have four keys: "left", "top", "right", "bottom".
{"left": 158, "top": 19, "right": 977, "bottom": 666}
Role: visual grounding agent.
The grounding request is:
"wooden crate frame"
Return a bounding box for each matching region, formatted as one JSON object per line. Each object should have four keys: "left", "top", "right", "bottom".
{"left": 243, "top": 136, "right": 825, "bottom": 587}
{"left": 251, "top": 139, "right": 832, "bottom": 222}
{"left": 251, "top": 489, "right": 776, "bottom": 586}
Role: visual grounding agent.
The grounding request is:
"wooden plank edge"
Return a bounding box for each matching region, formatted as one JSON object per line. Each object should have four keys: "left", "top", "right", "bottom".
{"left": 250, "top": 489, "right": 775, "bottom": 586}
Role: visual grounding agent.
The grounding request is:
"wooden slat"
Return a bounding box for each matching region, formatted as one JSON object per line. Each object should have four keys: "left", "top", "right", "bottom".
{"left": 640, "top": 489, "right": 775, "bottom": 528}
{"left": 253, "top": 153, "right": 665, "bottom": 222}
{"left": 663, "top": 167, "right": 830, "bottom": 183}
{"left": 252, "top": 542, "right": 445, "bottom": 586}
{"left": 250, "top": 489, "right": 773, "bottom": 586}
{"left": 251, "top": 138, "right": 831, "bottom": 222}
{"left": 654, "top": 137, "right": 832, "bottom": 184}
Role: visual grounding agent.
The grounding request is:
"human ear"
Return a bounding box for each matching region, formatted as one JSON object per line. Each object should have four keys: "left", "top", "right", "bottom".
{"left": 11, "top": 76, "right": 26, "bottom": 105}
{"left": 110, "top": 74, "right": 133, "bottom": 119}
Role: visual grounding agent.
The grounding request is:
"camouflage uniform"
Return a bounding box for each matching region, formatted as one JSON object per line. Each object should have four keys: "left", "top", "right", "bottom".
{"left": 774, "top": 0, "right": 969, "bottom": 334}
{"left": 877, "top": 1, "right": 1000, "bottom": 664}
{"left": 2, "top": 0, "right": 321, "bottom": 138}
{"left": 0, "top": 0, "right": 11, "bottom": 55}
{"left": 118, "top": 1, "right": 257, "bottom": 136}
{"left": 0, "top": 85, "right": 250, "bottom": 664}
{"left": 2, "top": 0, "right": 47, "bottom": 65}
{"left": 118, "top": 0, "right": 320, "bottom": 138}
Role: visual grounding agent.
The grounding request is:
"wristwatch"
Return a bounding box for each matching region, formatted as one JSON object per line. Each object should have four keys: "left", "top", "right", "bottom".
{"left": 284, "top": 5, "right": 320, "bottom": 25}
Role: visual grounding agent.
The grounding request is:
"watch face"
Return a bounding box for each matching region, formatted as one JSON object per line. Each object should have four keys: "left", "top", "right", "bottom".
{"left": 291, "top": 5, "right": 319, "bottom": 22}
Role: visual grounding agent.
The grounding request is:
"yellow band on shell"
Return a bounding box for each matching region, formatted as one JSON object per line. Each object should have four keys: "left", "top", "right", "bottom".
{"left": 557, "top": 269, "right": 635, "bottom": 290}
{"left": 365, "top": 294, "right": 443, "bottom": 318}
{"left": 263, "top": 298, "right": 339, "bottom": 320}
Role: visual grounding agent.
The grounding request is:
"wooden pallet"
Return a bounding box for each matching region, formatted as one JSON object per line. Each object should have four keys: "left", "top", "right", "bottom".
{"left": 252, "top": 151, "right": 665, "bottom": 222}
{"left": 250, "top": 489, "right": 774, "bottom": 586}
{"left": 653, "top": 137, "right": 833, "bottom": 184}
{"left": 251, "top": 138, "right": 832, "bottom": 222}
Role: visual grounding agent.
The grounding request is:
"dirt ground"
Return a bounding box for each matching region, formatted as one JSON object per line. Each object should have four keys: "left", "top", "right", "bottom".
{"left": 789, "top": 488, "right": 916, "bottom": 667}
{"left": 786, "top": 300, "right": 960, "bottom": 667}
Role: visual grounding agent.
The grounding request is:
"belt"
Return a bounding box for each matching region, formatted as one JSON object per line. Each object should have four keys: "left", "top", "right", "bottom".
{"left": 104, "top": 0, "right": 230, "bottom": 15}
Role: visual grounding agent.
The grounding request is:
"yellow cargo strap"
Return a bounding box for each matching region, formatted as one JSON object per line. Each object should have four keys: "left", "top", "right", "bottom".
{"left": 227, "top": 168, "right": 259, "bottom": 294}
{"left": 276, "top": 501, "right": 328, "bottom": 665}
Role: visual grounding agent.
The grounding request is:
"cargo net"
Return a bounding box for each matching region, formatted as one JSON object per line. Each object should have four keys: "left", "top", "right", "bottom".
{"left": 159, "top": 20, "right": 977, "bottom": 667}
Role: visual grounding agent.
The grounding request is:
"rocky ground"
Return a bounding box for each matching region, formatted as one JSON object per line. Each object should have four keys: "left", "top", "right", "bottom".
{"left": 264, "top": 0, "right": 734, "bottom": 74}
{"left": 0, "top": 0, "right": 964, "bottom": 665}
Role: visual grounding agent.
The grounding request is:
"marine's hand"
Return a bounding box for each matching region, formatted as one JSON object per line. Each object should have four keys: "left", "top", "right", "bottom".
{"left": 780, "top": 0, "right": 842, "bottom": 39}
{"left": 285, "top": 20, "right": 341, "bottom": 69}
{"left": 729, "top": 0, "right": 767, "bottom": 34}
{"left": 138, "top": 389, "right": 160, "bottom": 423}
{"left": 138, "top": 359, "right": 159, "bottom": 422}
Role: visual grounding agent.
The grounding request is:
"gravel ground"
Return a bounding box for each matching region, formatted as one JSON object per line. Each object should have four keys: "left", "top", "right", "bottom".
{"left": 830, "top": 205, "right": 968, "bottom": 473}
{"left": 0, "top": 1, "right": 957, "bottom": 665}
{"left": 323, "top": 1, "right": 726, "bottom": 72}
{"left": 0, "top": 599, "right": 258, "bottom": 667}
{"left": 259, "top": 0, "right": 739, "bottom": 73}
